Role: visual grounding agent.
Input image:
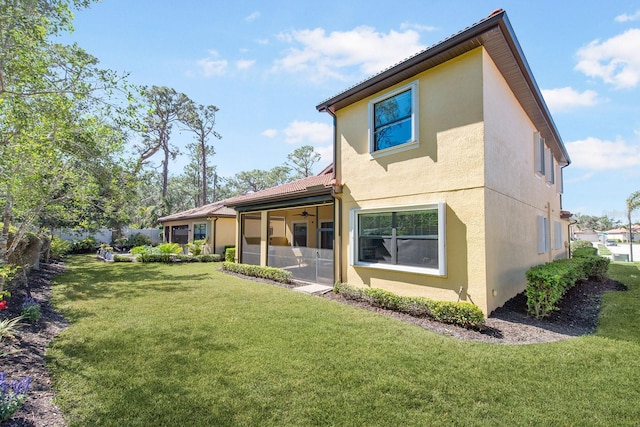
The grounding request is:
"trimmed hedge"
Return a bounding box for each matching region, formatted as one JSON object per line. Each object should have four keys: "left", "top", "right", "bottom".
{"left": 333, "top": 282, "right": 485, "bottom": 329}
{"left": 525, "top": 255, "right": 610, "bottom": 318}
{"left": 573, "top": 247, "right": 597, "bottom": 257}
{"left": 225, "top": 247, "right": 236, "bottom": 263}
{"left": 221, "top": 262, "right": 292, "bottom": 284}
{"left": 138, "top": 253, "right": 221, "bottom": 263}
{"left": 113, "top": 255, "right": 134, "bottom": 262}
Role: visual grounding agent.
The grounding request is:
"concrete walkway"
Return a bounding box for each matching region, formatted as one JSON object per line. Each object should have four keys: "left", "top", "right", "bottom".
{"left": 293, "top": 284, "right": 333, "bottom": 295}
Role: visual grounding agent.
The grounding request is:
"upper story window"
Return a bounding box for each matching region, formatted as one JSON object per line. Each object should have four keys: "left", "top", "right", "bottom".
{"left": 369, "top": 81, "right": 419, "bottom": 155}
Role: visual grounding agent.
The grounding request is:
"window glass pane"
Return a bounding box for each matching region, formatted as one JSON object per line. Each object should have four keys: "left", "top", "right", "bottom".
{"left": 395, "top": 210, "right": 438, "bottom": 236}
{"left": 358, "top": 237, "right": 392, "bottom": 264}
{"left": 374, "top": 89, "right": 412, "bottom": 151}
{"left": 193, "top": 224, "right": 207, "bottom": 240}
{"left": 359, "top": 212, "right": 392, "bottom": 236}
{"left": 397, "top": 238, "right": 438, "bottom": 267}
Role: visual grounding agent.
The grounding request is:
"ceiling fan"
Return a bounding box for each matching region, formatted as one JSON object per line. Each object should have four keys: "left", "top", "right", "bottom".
{"left": 295, "top": 209, "right": 316, "bottom": 217}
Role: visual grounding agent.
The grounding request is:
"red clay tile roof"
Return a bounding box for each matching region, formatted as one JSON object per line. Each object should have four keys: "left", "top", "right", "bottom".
{"left": 224, "top": 165, "right": 333, "bottom": 207}
{"left": 158, "top": 200, "right": 236, "bottom": 223}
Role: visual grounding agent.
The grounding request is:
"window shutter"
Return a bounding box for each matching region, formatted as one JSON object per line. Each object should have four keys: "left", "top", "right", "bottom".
{"left": 554, "top": 221, "right": 563, "bottom": 250}
{"left": 534, "top": 132, "right": 545, "bottom": 176}
{"left": 546, "top": 149, "right": 555, "bottom": 184}
{"left": 556, "top": 163, "right": 563, "bottom": 194}
{"left": 537, "top": 215, "right": 546, "bottom": 254}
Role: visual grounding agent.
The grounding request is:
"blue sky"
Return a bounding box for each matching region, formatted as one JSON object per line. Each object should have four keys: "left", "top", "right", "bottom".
{"left": 63, "top": 1, "right": 640, "bottom": 221}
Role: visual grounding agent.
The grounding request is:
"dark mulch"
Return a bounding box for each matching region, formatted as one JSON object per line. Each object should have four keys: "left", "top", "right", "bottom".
{"left": 1, "top": 262, "right": 67, "bottom": 427}
{"left": 0, "top": 264, "right": 628, "bottom": 426}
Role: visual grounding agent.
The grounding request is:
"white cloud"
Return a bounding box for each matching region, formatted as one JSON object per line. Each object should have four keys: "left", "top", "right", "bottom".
{"left": 283, "top": 120, "right": 333, "bottom": 144}
{"left": 273, "top": 26, "right": 425, "bottom": 81}
{"left": 315, "top": 144, "right": 334, "bottom": 165}
{"left": 566, "top": 137, "right": 640, "bottom": 170}
{"left": 615, "top": 10, "right": 640, "bottom": 22}
{"left": 196, "top": 50, "right": 228, "bottom": 77}
{"left": 245, "top": 11, "right": 260, "bottom": 22}
{"left": 541, "top": 87, "right": 600, "bottom": 112}
{"left": 236, "top": 59, "right": 256, "bottom": 70}
{"left": 400, "top": 22, "right": 438, "bottom": 32}
{"left": 261, "top": 129, "right": 278, "bottom": 138}
{"left": 575, "top": 29, "right": 640, "bottom": 89}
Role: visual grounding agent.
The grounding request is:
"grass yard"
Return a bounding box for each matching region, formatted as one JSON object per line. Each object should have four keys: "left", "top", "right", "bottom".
{"left": 47, "top": 256, "right": 640, "bottom": 426}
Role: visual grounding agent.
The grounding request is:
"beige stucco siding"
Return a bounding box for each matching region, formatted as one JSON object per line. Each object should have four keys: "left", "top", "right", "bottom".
{"left": 482, "top": 49, "right": 567, "bottom": 312}
{"left": 162, "top": 217, "right": 236, "bottom": 255}
{"left": 335, "top": 48, "right": 492, "bottom": 312}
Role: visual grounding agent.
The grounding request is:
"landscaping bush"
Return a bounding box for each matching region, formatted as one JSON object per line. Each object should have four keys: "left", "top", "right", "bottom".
{"left": 127, "top": 233, "right": 152, "bottom": 248}
{"left": 573, "top": 247, "right": 597, "bottom": 257}
{"left": 138, "top": 254, "right": 174, "bottom": 263}
{"left": 570, "top": 240, "right": 595, "bottom": 251}
{"left": 49, "top": 236, "right": 70, "bottom": 259}
{"left": 525, "top": 255, "right": 610, "bottom": 318}
{"left": 333, "top": 282, "right": 485, "bottom": 329}
{"left": 130, "top": 245, "right": 152, "bottom": 255}
{"left": 19, "top": 296, "right": 41, "bottom": 323}
{"left": 221, "top": 262, "right": 292, "bottom": 284}
{"left": 225, "top": 247, "right": 236, "bottom": 263}
{"left": 69, "top": 236, "right": 99, "bottom": 254}
{"left": 196, "top": 254, "right": 221, "bottom": 262}
{"left": 157, "top": 243, "right": 183, "bottom": 255}
{"left": 0, "top": 372, "right": 31, "bottom": 422}
{"left": 113, "top": 255, "right": 134, "bottom": 262}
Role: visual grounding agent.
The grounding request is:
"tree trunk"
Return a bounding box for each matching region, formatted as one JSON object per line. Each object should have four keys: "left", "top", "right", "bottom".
{"left": 201, "top": 138, "right": 207, "bottom": 206}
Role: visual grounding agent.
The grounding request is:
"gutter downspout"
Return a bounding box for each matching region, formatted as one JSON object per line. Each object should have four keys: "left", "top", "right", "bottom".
{"left": 325, "top": 107, "right": 342, "bottom": 284}
{"left": 212, "top": 217, "right": 218, "bottom": 255}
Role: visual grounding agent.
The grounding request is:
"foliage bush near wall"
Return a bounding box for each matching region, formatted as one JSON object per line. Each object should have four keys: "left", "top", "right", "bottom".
{"left": 136, "top": 254, "right": 220, "bottom": 263}
{"left": 572, "top": 247, "right": 597, "bottom": 257}
{"left": 112, "top": 255, "right": 134, "bottom": 262}
{"left": 333, "top": 282, "right": 485, "bottom": 329}
{"left": 225, "top": 247, "right": 236, "bottom": 262}
{"left": 570, "top": 240, "right": 595, "bottom": 251}
{"left": 221, "top": 262, "right": 292, "bottom": 284}
{"left": 69, "top": 236, "right": 99, "bottom": 254}
{"left": 49, "top": 236, "right": 70, "bottom": 259}
{"left": 525, "top": 255, "right": 610, "bottom": 318}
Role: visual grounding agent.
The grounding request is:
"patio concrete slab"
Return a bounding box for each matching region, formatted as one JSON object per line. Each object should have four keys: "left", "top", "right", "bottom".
{"left": 293, "top": 284, "right": 333, "bottom": 295}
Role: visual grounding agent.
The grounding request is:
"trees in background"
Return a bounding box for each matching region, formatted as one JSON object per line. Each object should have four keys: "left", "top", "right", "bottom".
{"left": 626, "top": 191, "right": 640, "bottom": 262}
{"left": 287, "top": 145, "right": 321, "bottom": 179}
{"left": 0, "top": 0, "right": 137, "bottom": 285}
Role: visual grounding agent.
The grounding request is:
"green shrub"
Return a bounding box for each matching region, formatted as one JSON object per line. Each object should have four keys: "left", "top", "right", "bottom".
{"left": 138, "top": 254, "right": 174, "bottom": 263}
{"left": 221, "top": 262, "right": 292, "bottom": 284}
{"left": 49, "top": 236, "right": 70, "bottom": 259}
{"left": 157, "top": 243, "right": 183, "bottom": 255}
{"left": 19, "top": 296, "right": 41, "bottom": 323}
{"left": 69, "top": 236, "right": 99, "bottom": 254}
{"left": 225, "top": 247, "right": 236, "bottom": 262}
{"left": 525, "top": 255, "right": 610, "bottom": 318}
{"left": 131, "top": 245, "right": 152, "bottom": 255}
{"left": 333, "top": 282, "right": 485, "bottom": 329}
{"left": 570, "top": 240, "right": 595, "bottom": 251}
{"left": 196, "top": 254, "right": 221, "bottom": 262}
{"left": 573, "top": 247, "right": 597, "bottom": 257}
{"left": 113, "top": 255, "right": 134, "bottom": 262}
{"left": 127, "top": 233, "right": 152, "bottom": 248}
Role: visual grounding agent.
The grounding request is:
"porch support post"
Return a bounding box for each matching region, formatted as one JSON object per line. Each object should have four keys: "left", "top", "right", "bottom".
{"left": 260, "top": 211, "right": 269, "bottom": 267}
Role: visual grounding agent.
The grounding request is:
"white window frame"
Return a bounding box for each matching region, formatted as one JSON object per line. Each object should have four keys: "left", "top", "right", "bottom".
{"left": 368, "top": 81, "right": 419, "bottom": 158}
{"left": 350, "top": 202, "right": 446, "bottom": 276}
{"left": 193, "top": 222, "right": 208, "bottom": 241}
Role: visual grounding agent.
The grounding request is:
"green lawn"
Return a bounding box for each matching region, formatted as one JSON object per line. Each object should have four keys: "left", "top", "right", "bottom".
{"left": 47, "top": 256, "right": 640, "bottom": 426}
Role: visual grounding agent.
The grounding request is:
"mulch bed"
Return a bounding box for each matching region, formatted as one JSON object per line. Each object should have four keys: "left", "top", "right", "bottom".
{"left": 0, "top": 263, "right": 628, "bottom": 426}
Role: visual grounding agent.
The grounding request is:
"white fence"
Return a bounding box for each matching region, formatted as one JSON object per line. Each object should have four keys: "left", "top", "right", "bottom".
{"left": 53, "top": 227, "right": 161, "bottom": 245}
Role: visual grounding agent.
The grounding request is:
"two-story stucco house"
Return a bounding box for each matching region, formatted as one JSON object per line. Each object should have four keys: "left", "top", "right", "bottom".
{"left": 226, "top": 9, "right": 571, "bottom": 315}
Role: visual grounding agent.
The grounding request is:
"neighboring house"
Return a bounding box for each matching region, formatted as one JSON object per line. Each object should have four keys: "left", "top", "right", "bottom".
{"left": 605, "top": 227, "right": 640, "bottom": 243}
{"left": 158, "top": 200, "right": 236, "bottom": 255}
{"left": 227, "top": 9, "right": 572, "bottom": 315}
{"left": 573, "top": 229, "right": 599, "bottom": 243}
